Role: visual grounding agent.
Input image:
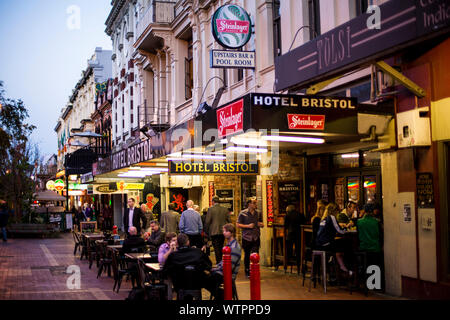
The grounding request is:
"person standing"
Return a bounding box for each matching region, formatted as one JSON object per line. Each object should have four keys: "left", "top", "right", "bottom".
{"left": 123, "top": 197, "right": 147, "bottom": 236}
{"left": 205, "top": 196, "right": 231, "bottom": 264}
{"left": 160, "top": 203, "right": 180, "bottom": 234}
{"left": 0, "top": 204, "right": 10, "bottom": 242}
{"left": 284, "top": 205, "right": 306, "bottom": 266}
{"left": 179, "top": 200, "right": 203, "bottom": 248}
{"left": 237, "top": 199, "right": 264, "bottom": 278}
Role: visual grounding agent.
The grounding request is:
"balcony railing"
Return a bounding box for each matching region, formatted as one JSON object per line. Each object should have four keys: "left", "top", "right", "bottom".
{"left": 138, "top": 100, "right": 170, "bottom": 135}
{"left": 136, "top": 1, "right": 176, "bottom": 41}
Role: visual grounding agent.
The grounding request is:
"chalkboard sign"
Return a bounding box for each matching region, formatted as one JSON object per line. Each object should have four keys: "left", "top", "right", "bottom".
{"left": 216, "top": 189, "right": 234, "bottom": 214}
{"left": 80, "top": 221, "right": 97, "bottom": 233}
{"left": 417, "top": 173, "right": 434, "bottom": 208}
{"left": 278, "top": 181, "right": 302, "bottom": 215}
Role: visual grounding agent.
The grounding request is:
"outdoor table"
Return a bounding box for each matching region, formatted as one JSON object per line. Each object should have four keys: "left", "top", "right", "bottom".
{"left": 125, "top": 253, "right": 152, "bottom": 260}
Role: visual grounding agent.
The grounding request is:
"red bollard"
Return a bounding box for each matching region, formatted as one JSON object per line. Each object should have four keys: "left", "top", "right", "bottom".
{"left": 222, "top": 246, "right": 233, "bottom": 300}
{"left": 250, "top": 253, "right": 261, "bottom": 300}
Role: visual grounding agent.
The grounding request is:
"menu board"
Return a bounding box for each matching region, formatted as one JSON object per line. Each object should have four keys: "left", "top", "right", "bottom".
{"left": 278, "top": 181, "right": 302, "bottom": 215}
{"left": 216, "top": 189, "right": 234, "bottom": 214}
{"left": 417, "top": 173, "right": 434, "bottom": 208}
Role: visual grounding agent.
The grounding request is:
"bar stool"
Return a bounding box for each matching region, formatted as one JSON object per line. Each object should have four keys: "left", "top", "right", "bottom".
{"left": 309, "top": 250, "right": 334, "bottom": 294}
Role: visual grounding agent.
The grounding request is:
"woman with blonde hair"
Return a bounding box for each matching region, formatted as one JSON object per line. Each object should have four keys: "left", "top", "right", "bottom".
{"left": 310, "top": 200, "right": 327, "bottom": 248}
{"left": 315, "top": 203, "right": 352, "bottom": 276}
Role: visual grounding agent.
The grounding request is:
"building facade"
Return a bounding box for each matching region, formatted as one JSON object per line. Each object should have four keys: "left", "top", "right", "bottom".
{"left": 93, "top": 0, "right": 450, "bottom": 298}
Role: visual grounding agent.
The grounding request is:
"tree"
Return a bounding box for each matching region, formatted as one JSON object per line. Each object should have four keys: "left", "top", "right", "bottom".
{"left": 0, "top": 81, "right": 38, "bottom": 222}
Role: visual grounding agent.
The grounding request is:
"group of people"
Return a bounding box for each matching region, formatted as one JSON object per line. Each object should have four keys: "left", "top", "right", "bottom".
{"left": 73, "top": 203, "right": 113, "bottom": 231}
{"left": 121, "top": 196, "right": 264, "bottom": 299}
{"left": 310, "top": 199, "right": 383, "bottom": 277}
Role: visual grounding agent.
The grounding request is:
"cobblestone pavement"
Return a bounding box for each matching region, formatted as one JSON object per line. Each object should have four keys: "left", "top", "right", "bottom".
{"left": 0, "top": 234, "right": 398, "bottom": 300}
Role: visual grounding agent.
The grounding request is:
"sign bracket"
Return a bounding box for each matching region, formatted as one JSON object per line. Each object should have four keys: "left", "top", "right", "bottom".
{"left": 375, "top": 61, "right": 426, "bottom": 98}
{"left": 306, "top": 75, "right": 343, "bottom": 95}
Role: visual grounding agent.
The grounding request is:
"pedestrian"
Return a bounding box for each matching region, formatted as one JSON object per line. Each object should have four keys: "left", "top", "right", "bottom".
{"left": 284, "top": 205, "right": 306, "bottom": 266}
{"left": 179, "top": 200, "right": 203, "bottom": 249}
{"left": 237, "top": 199, "right": 264, "bottom": 278}
{"left": 205, "top": 196, "right": 231, "bottom": 264}
{"left": 123, "top": 197, "right": 147, "bottom": 236}
{"left": 0, "top": 203, "right": 10, "bottom": 242}
{"left": 160, "top": 203, "right": 180, "bottom": 234}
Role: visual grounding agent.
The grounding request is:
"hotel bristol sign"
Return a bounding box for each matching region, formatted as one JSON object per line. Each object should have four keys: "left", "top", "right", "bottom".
{"left": 111, "top": 139, "right": 153, "bottom": 171}
{"left": 211, "top": 4, "right": 255, "bottom": 69}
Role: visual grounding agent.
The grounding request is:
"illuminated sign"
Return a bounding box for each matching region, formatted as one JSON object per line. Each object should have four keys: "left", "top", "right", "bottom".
{"left": 266, "top": 180, "right": 274, "bottom": 227}
{"left": 169, "top": 161, "right": 259, "bottom": 175}
{"left": 68, "top": 184, "right": 88, "bottom": 190}
{"left": 46, "top": 180, "right": 56, "bottom": 191}
{"left": 288, "top": 114, "right": 325, "bottom": 130}
{"left": 116, "top": 182, "right": 145, "bottom": 191}
{"left": 252, "top": 94, "right": 357, "bottom": 111}
{"left": 54, "top": 179, "right": 65, "bottom": 192}
{"left": 211, "top": 4, "right": 252, "bottom": 49}
{"left": 217, "top": 99, "right": 244, "bottom": 138}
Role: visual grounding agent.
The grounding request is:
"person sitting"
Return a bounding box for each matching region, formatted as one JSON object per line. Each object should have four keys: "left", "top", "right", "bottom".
{"left": 337, "top": 200, "right": 358, "bottom": 229}
{"left": 357, "top": 203, "right": 382, "bottom": 254}
{"left": 315, "top": 203, "right": 352, "bottom": 276}
{"left": 206, "top": 223, "right": 241, "bottom": 300}
{"left": 158, "top": 232, "right": 178, "bottom": 267}
{"left": 162, "top": 234, "right": 212, "bottom": 294}
{"left": 310, "top": 200, "right": 327, "bottom": 249}
{"left": 145, "top": 220, "right": 166, "bottom": 252}
{"left": 122, "top": 227, "right": 146, "bottom": 253}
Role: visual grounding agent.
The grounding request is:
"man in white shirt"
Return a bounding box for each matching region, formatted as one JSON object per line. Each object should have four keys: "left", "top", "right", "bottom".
{"left": 123, "top": 198, "right": 147, "bottom": 236}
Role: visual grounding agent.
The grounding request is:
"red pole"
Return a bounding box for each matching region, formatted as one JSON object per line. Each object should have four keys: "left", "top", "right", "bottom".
{"left": 250, "top": 253, "right": 261, "bottom": 300}
{"left": 222, "top": 246, "right": 232, "bottom": 300}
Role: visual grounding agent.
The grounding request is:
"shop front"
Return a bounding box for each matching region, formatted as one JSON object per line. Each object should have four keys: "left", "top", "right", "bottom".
{"left": 274, "top": 0, "right": 450, "bottom": 298}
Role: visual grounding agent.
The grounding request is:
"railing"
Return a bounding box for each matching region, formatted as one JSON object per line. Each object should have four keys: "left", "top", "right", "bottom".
{"left": 136, "top": 1, "right": 176, "bottom": 41}
{"left": 138, "top": 100, "right": 169, "bottom": 134}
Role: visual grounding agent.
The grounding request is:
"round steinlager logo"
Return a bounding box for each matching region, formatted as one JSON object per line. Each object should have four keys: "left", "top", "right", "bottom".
{"left": 212, "top": 4, "right": 252, "bottom": 49}
{"left": 54, "top": 179, "right": 65, "bottom": 192}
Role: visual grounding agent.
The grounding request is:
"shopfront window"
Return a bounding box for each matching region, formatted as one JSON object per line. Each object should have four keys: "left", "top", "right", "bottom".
{"left": 333, "top": 153, "right": 360, "bottom": 169}
{"left": 347, "top": 176, "right": 360, "bottom": 203}
{"left": 364, "top": 175, "right": 377, "bottom": 203}
{"left": 334, "top": 177, "right": 345, "bottom": 210}
{"left": 363, "top": 151, "right": 381, "bottom": 167}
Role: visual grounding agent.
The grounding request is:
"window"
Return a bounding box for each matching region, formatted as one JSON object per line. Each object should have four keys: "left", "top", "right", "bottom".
{"left": 185, "top": 39, "right": 193, "bottom": 100}
{"left": 237, "top": 69, "right": 244, "bottom": 82}
{"left": 273, "top": 0, "right": 282, "bottom": 58}
{"left": 308, "top": 0, "right": 321, "bottom": 39}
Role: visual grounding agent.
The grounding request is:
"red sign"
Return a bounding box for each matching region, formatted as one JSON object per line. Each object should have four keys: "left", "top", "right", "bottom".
{"left": 266, "top": 180, "right": 274, "bottom": 228}
{"left": 209, "top": 182, "right": 215, "bottom": 207}
{"left": 287, "top": 114, "right": 325, "bottom": 130}
{"left": 216, "top": 19, "right": 250, "bottom": 34}
{"left": 217, "top": 99, "right": 244, "bottom": 138}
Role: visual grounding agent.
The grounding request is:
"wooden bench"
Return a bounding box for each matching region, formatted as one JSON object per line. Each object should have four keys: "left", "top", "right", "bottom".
{"left": 7, "top": 224, "right": 59, "bottom": 238}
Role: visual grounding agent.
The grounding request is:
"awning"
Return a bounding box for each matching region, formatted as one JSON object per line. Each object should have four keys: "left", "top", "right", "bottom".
{"left": 33, "top": 190, "right": 66, "bottom": 202}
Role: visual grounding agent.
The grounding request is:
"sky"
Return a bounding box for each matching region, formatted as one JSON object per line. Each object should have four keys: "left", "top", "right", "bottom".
{"left": 0, "top": 0, "right": 112, "bottom": 158}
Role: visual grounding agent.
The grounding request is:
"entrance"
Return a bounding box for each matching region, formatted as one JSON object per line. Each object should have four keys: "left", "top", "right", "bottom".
{"left": 306, "top": 150, "right": 382, "bottom": 219}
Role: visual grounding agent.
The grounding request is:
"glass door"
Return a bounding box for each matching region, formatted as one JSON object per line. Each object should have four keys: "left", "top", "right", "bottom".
{"left": 347, "top": 176, "right": 361, "bottom": 203}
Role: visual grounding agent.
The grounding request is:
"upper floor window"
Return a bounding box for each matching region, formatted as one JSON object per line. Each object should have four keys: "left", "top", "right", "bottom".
{"left": 356, "top": 0, "right": 369, "bottom": 17}
{"left": 273, "top": 0, "right": 281, "bottom": 58}
{"left": 185, "top": 38, "right": 193, "bottom": 100}
{"left": 308, "top": 0, "right": 321, "bottom": 39}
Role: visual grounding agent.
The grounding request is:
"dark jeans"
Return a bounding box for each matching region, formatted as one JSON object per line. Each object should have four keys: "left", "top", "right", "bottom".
{"left": 286, "top": 237, "right": 300, "bottom": 264}
{"left": 211, "top": 235, "right": 225, "bottom": 264}
{"left": 203, "top": 271, "right": 224, "bottom": 300}
{"left": 187, "top": 234, "right": 203, "bottom": 249}
{"left": 1, "top": 227, "right": 6, "bottom": 241}
{"left": 242, "top": 238, "right": 260, "bottom": 273}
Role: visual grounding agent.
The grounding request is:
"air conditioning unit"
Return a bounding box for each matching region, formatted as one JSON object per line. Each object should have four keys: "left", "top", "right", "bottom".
{"left": 397, "top": 107, "right": 431, "bottom": 148}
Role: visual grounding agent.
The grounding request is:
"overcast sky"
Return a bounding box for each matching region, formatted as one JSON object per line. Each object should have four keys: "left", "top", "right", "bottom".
{"left": 0, "top": 0, "right": 112, "bottom": 158}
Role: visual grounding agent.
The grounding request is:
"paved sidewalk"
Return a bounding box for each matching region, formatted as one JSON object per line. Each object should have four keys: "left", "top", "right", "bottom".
{"left": 0, "top": 234, "right": 397, "bottom": 300}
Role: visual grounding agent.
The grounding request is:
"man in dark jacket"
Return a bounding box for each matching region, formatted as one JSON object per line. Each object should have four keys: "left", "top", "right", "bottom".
{"left": 0, "top": 203, "right": 9, "bottom": 242}
{"left": 205, "top": 196, "right": 231, "bottom": 264}
{"left": 122, "top": 227, "right": 146, "bottom": 253}
{"left": 162, "top": 234, "right": 212, "bottom": 293}
{"left": 123, "top": 198, "right": 147, "bottom": 235}
{"left": 145, "top": 220, "right": 166, "bottom": 251}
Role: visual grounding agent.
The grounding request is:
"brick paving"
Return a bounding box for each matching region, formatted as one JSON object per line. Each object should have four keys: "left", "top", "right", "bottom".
{"left": 0, "top": 234, "right": 398, "bottom": 300}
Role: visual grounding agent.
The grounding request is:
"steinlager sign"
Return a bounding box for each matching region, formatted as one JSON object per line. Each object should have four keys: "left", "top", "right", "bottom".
{"left": 212, "top": 4, "right": 252, "bottom": 49}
